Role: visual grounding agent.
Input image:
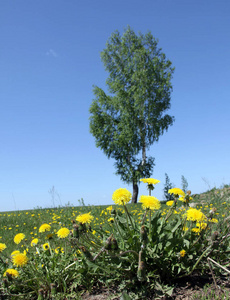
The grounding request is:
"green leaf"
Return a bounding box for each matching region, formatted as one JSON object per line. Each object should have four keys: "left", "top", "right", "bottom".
{"left": 120, "top": 291, "right": 132, "bottom": 300}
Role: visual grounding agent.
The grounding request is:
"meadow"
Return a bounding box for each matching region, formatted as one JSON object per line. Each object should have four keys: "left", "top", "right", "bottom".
{"left": 0, "top": 181, "right": 230, "bottom": 299}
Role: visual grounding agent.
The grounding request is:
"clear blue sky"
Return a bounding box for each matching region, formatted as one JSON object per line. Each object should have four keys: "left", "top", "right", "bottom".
{"left": 1, "top": 1, "right": 230, "bottom": 212}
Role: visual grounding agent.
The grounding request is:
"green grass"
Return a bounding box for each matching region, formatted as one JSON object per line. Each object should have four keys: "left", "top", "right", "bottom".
{"left": 0, "top": 186, "right": 230, "bottom": 299}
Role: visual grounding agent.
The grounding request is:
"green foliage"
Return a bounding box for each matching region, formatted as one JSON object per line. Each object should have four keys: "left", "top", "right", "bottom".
{"left": 89, "top": 26, "right": 175, "bottom": 201}
{"left": 181, "top": 175, "right": 189, "bottom": 192}
{"left": 1, "top": 185, "right": 230, "bottom": 298}
{"left": 163, "top": 173, "right": 174, "bottom": 200}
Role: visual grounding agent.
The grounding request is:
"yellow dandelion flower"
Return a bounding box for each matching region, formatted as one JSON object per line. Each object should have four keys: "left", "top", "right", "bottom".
{"left": 76, "top": 212, "right": 94, "bottom": 224}
{"left": 46, "top": 233, "right": 54, "bottom": 240}
{"left": 112, "top": 188, "right": 132, "bottom": 205}
{"left": 180, "top": 250, "right": 186, "bottom": 257}
{"left": 140, "top": 178, "right": 160, "bottom": 185}
{"left": 106, "top": 206, "right": 113, "bottom": 211}
{"left": 196, "top": 222, "right": 207, "bottom": 230}
{"left": 168, "top": 188, "right": 185, "bottom": 197}
{"left": 31, "top": 238, "right": 38, "bottom": 247}
{"left": 139, "top": 195, "right": 161, "bottom": 210}
{"left": 192, "top": 227, "right": 201, "bottom": 234}
{"left": 39, "top": 224, "right": 51, "bottom": 233}
{"left": 11, "top": 250, "right": 20, "bottom": 257}
{"left": 0, "top": 243, "right": 7, "bottom": 252}
{"left": 166, "top": 200, "right": 174, "bottom": 206}
{"left": 14, "top": 233, "right": 25, "bottom": 244}
{"left": 209, "top": 218, "right": 218, "bottom": 223}
{"left": 108, "top": 217, "right": 114, "bottom": 223}
{"left": 182, "top": 225, "right": 189, "bottom": 231}
{"left": 3, "top": 269, "right": 19, "bottom": 278}
{"left": 43, "top": 243, "right": 49, "bottom": 251}
{"left": 12, "top": 253, "right": 28, "bottom": 267}
{"left": 187, "top": 208, "right": 207, "bottom": 222}
{"left": 57, "top": 227, "right": 70, "bottom": 238}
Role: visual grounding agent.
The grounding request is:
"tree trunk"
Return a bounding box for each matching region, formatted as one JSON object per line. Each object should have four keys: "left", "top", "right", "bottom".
{"left": 132, "top": 181, "right": 139, "bottom": 203}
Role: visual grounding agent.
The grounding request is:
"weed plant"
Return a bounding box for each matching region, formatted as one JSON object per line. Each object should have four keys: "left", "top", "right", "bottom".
{"left": 0, "top": 181, "right": 230, "bottom": 299}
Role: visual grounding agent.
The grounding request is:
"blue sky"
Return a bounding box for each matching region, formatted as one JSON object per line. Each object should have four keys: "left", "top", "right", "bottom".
{"left": 1, "top": 1, "right": 230, "bottom": 212}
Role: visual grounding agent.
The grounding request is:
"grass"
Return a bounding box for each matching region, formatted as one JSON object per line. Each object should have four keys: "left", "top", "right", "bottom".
{"left": 0, "top": 185, "right": 230, "bottom": 299}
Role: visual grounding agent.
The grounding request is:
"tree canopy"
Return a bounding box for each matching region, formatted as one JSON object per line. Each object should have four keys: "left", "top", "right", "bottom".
{"left": 89, "top": 27, "right": 175, "bottom": 202}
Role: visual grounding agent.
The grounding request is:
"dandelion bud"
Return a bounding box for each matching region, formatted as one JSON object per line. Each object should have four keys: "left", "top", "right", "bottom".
{"left": 187, "top": 190, "right": 191, "bottom": 195}
{"left": 79, "top": 223, "right": 86, "bottom": 233}
{"left": 140, "top": 225, "right": 148, "bottom": 243}
{"left": 111, "top": 238, "right": 119, "bottom": 251}
{"left": 211, "top": 231, "right": 219, "bottom": 241}
{"left": 208, "top": 207, "right": 217, "bottom": 219}
{"left": 104, "top": 236, "right": 112, "bottom": 250}
{"left": 73, "top": 225, "right": 80, "bottom": 238}
{"left": 148, "top": 184, "right": 155, "bottom": 191}
{"left": 2, "top": 278, "right": 8, "bottom": 288}
{"left": 38, "top": 289, "right": 44, "bottom": 300}
{"left": 88, "top": 225, "right": 92, "bottom": 232}
{"left": 50, "top": 283, "right": 57, "bottom": 296}
{"left": 111, "top": 209, "right": 116, "bottom": 217}
{"left": 137, "top": 261, "right": 146, "bottom": 282}
{"left": 79, "top": 246, "right": 93, "bottom": 260}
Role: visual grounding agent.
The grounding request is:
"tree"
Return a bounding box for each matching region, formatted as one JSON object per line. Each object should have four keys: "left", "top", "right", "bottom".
{"left": 181, "top": 175, "right": 189, "bottom": 193}
{"left": 163, "top": 173, "right": 174, "bottom": 201}
{"left": 89, "top": 27, "right": 175, "bottom": 203}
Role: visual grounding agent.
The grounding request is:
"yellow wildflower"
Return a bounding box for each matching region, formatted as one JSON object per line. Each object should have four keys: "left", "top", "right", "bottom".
{"left": 39, "top": 224, "right": 51, "bottom": 233}
{"left": 168, "top": 188, "right": 185, "bottom": 197}
{"left": 3, "top": 269, "right": 19, "bottom": 278}
{"left": 14, "top": 233, "right": 25, "bottom": 244}
{"left": 140, "top": 178, "right": 160, "bottom": 185}
{"left": 57, "top": 227, "right": 70, "bottom": 239}
{"left": 43, "top": 243, "right": 49, "bottom": 251}
{"left": 187, "top": 208, "right": 206, "bottom": 222}
{"left": 12, "top": 253, "right": 28, "bottom": 267}
{"left": 112, "top": 188, "right": 132, "bottom": 205}
{"left": 76, "top": 212, "right": 94, "bottom": 224}
{"left": 0, "top": 243, "right": 7, "bottom": 252}
{"left": 180, "top": 250, "right": 186, "bottom": 257}
{"left": 31, "top": 238, "right": 38, "bottom": 247}
{"left": 139, "top": 195, "right": 161, "bottom": 210}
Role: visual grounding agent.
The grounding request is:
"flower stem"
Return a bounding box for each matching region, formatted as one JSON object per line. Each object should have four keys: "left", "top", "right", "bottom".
{"left": 123, "top": 204, "right": 135, "bottom": 231}
{"left": 148, "top": 209, "right": 152, "bottom": 241}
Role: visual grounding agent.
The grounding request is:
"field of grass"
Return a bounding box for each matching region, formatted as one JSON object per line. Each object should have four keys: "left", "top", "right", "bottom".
{"left": 0, "top": 184, "right": 230, "bottom": 299}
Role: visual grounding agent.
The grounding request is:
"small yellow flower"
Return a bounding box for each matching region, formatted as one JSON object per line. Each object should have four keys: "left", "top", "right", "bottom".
{"left": 192, "top": 227, "right": 201, "bottom": 234}
{"left": 11, "top": 250, "right": 20, "bottom": 257}
{"left": 139, "top": 195, "right": 161, "bottom": 210}
{"left": 140, "top": 178, "right": 160, "bottom": 185}
{"left": 43, "top": 243, "right": 49, "bottom": 251}
{"left": 55, "top": 247, "right": 64, "bottom": 254}
{"left": 57, "top": 227, "right": 70, "bottom": 239}
{"left": 168, "top": 188, "right": 185, "bottom": 197}
{"left": 196, "top": 222, "right": 207, "bottom": 230}
{"left": 39, "top": 224, "right": 51, "bottom": 233}
{"left": 180, "top": 250, "right": 186, "bottom": 257}
{"left": 46, "top": 233, "right": 54, "bottom": 240}
{"left": 0, "top": 243, "right": 7, "bottom": 252}
{"left": 14, "top": 233, "right": 25, "bottom": 244}
{"left": 12, "top": 253, "right": 28, "bottom": 267}
{"left": 76, "top": 212, "right": 94, "bottom": 224}
{"left": 31, "top": 238, "right": 38, "bottom": 247}
{"left": 112, "top": 188, "right": 132, "bottom": 205}
{"left": 187, "top": 208, "right": 207, "bottom": 222}
{"left": 3, "top": 269, "right": 19, "bottom": 278}
{"left": 166, "top": 200, "right": 174, "bottom": 206}
{"left": 209, "top": 218, "right": 218, "bottom": 223}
